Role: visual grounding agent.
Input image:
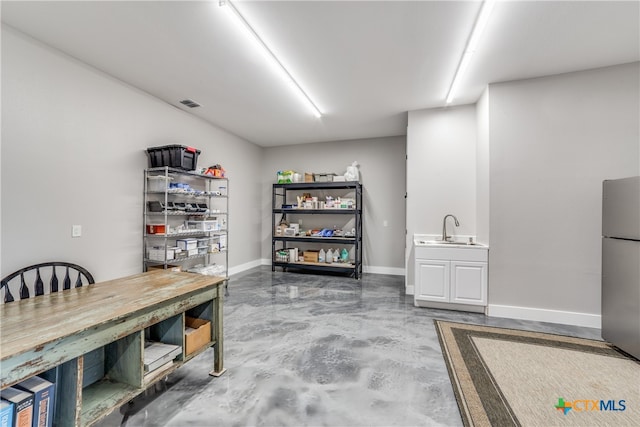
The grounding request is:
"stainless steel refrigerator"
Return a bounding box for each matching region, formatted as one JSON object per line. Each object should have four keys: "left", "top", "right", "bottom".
{"left": 602, "top": 176, "right": 640, "bottom": 360}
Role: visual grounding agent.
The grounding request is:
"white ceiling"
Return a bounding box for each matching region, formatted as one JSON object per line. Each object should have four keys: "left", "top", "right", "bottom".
{"left": 2, "top": 1, "right": 639, "bottom": 147}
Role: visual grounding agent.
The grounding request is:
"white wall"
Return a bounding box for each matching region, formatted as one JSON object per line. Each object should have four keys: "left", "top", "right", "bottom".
{"left": 406, "top": 105, "right": 477, "bottom": 238}
{"left": 476, "top": 89, "right": 490, "bottom": 245}
{"left": 1, "top": 26, "right": 263, "bottom": 281}
{"left": 487, "top": 62, "right": 640, "bottom": 327}
{"left": 261, "top": 136, "right": 406, "bottom": 274}
{"left": 0, "top": 23, "right": 3, "bottom": 277}
{"left": 405, "top": 105, "right": 477, "bottom": 292}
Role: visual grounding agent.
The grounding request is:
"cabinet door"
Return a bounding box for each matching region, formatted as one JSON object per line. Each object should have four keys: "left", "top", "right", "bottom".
{"left": 415, "top": 260, "right": 449, "bottom": 302}
{"left": 450, "top": 261, "right": 487, "bottom": 305}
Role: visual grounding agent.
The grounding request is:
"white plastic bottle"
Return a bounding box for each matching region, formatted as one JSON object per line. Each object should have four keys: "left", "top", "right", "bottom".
{"left": 333, "top": 249, "right": 339, "bottom": 263}
{"left": 319, "top": 248, "right": 325, "bottom": 263}
{"left": 326, "top": 249, "right": 333, "bottom": 264}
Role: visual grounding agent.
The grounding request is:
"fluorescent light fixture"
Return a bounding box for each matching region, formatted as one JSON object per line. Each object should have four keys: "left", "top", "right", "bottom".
{"left": 445, "top": 0, "right": 495, "bottom": 104}
{"left": 219, "top": 0, "right": 322, "bottom": 118}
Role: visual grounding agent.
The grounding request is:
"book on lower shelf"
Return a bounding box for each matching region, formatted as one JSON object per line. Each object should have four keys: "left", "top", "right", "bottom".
{"left": 0, "top": 400, "right": 13, "bottom": 427}
{"left": 0, "top": 387, "right": 33, "bottom": 427}
{"left": 143, "top": 341, "right": 182, "bottom": 373}
{"left": 15, "top": 376, "right": 55, "bottom": 427}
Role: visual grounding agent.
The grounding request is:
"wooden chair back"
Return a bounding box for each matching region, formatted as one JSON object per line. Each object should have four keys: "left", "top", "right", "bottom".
{"left": 1, "top": 262, "right": 95, "bottom": 303}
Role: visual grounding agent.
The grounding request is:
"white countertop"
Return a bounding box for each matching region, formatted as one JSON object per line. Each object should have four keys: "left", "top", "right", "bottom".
{"left": 413, "top": 234, "right": 488, "bottom": 249}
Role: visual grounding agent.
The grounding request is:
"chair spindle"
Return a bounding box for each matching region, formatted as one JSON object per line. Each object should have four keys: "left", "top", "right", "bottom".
{"left": 19, "top": 273, "right": 30, "bottom": 299}
{"left": 50, "top": 266, "right": 59, "bottom": 293}
{"left": 35, "top": 268, "right": 44, "bottom": 296}
{"left": 2, "top": 280, "right": 15, "bottom": 303}
{"left": 63, "top": 267, "right": 71, "bottom": 290}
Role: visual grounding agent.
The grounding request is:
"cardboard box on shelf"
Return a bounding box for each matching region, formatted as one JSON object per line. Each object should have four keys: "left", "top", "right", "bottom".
{"left": 185, "top": 317, "right": 212, "bottom": 355}
{"left": 303, "top": 250, "right": 319, "bottom": 263}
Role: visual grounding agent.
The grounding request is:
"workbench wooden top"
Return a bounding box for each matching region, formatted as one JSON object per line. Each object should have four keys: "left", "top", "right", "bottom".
{"left": 0, "top": 270, "right": 225, "bottom": 362}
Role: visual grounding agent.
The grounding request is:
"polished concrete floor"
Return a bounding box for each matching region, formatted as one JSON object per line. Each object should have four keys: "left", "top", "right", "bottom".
{"left": 99, "top": 266, "right": 601, "bottom": 426}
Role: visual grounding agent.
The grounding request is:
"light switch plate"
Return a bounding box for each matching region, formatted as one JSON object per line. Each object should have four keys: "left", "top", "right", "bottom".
{"left": 72, "top": 225, "right": 82, "bottom": 237}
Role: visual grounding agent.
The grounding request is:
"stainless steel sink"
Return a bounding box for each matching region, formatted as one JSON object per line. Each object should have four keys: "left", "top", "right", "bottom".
{"left": 416, "top": 239, "right": 485, "bottom": 247}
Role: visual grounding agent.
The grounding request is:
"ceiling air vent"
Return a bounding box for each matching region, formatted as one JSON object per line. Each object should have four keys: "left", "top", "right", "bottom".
{"left": 179, "top": 99, "right": 201, "bottom": 108}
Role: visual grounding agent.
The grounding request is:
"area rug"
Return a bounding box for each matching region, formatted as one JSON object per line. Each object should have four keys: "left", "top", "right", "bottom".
{"left": 434, "top": 320, "right": 640, "bottom": 427}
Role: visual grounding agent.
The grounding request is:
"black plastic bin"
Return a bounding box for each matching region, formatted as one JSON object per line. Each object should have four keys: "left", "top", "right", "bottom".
{"left": 147, "top": 145, "right": 201, "bottom": 171}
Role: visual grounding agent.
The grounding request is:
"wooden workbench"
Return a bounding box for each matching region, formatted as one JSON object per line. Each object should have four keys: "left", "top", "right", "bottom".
{"left": 0, "top": 270, "right": 226, "bottom": 426}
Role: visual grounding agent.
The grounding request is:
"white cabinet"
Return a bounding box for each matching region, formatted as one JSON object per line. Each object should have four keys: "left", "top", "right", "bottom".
{"left": 414, "top": 245, "right": 488, "bottom": 312}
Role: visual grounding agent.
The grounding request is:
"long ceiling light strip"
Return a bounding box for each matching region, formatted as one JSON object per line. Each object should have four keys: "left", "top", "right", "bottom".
{"left": 219, "top": 0, "right": 322, "bottom": 118}
{"left": 445, "top": 0, "right": 495, "bottom": 104}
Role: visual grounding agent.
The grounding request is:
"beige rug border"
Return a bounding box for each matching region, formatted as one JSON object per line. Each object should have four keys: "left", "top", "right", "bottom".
{"left": 434, "top": 320, "right": 631, "bottom": 427}
{"left": 436, "top": 322, "right": 492, "bottom": 427}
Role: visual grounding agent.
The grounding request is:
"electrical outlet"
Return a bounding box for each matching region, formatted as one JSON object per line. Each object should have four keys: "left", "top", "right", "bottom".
{"left": 383, "top": 220, "right": 388, "bottom": 227}
{"left": 72, "top": 225, "right": 82, "bottom": 237}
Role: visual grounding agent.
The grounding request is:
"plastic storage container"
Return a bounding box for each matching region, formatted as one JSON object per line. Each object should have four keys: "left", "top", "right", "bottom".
{"left": 176, "top": 239, "right": 198, "bottom": 251}
{"left": 146, "top": 224, "right": 166, "bottom": 234}
{"left": 187, "top": 220, "right": 219, "bottom": 231}
{"left": 147, "top": 145, "right": 201, "bottom": 171}
{"left": 147, "top": 175, "right": 173, "bottom": 192}
{"left": 313, "top": 173, "right": 336, "bottom": 182}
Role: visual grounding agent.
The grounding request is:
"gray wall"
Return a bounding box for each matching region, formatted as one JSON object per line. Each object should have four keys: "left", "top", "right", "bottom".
{"left": 261, "top": 136, "right": 407, "bottom": 273}
{"left": 1, "top": 26, "right": 264, "bottom": 281}
{"left": 487, "top": 62, "right": 640, "bottom": 326}
{"left": 406, "top": 105, "right": 477, "bottom": 291}
{"left": 475, "top": 90, "right": 490, "bottom": 245}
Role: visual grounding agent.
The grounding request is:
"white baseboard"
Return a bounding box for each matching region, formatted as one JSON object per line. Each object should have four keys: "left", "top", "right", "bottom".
{"left": 405, "top": 285, "right": 414, "bottom": 296}
{"left": 362, "top": 266, "right": 405, "bottom": 276}
{"left": 487, "top": 304, "right": 601, "bottom": 329}
{"left": 228, "top": 259, "right": 263, "bottom": 276}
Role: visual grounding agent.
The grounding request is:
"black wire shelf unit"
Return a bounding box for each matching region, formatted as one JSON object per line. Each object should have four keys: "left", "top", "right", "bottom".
{"left": 272, "top": 181, "right": 363, "bottom": 279}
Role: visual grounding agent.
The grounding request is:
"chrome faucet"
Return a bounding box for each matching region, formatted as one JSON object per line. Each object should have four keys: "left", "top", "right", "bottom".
{"left": 442, "top": 214, "right": 460, "bottom": 242}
